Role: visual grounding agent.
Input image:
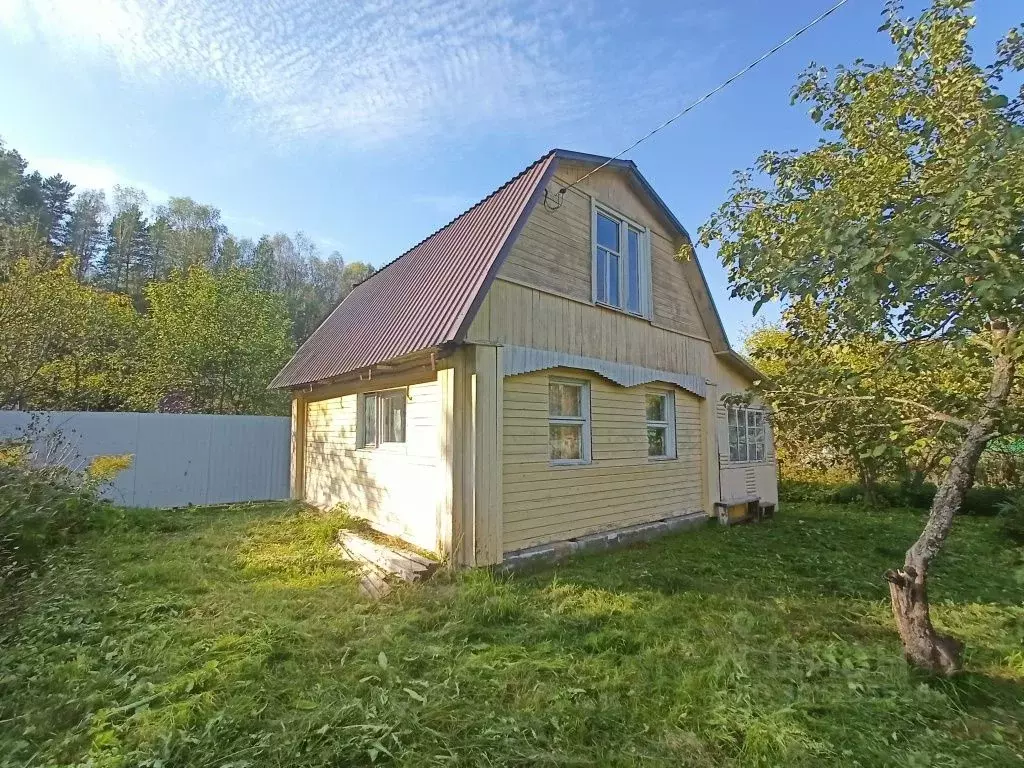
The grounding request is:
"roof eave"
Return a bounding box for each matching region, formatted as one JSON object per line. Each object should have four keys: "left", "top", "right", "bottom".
{"left": 716, "top": 349, "right": 769, "bottom": 386}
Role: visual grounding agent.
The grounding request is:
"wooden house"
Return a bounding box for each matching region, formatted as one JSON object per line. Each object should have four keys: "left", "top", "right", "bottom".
{"left": 271, "top": 149, "right": 778, "bottom": 565}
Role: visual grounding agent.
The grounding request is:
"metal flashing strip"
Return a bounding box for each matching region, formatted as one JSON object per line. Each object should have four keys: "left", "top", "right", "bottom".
{"left": 502, "top": 344, "right": 707, "bottom": 398}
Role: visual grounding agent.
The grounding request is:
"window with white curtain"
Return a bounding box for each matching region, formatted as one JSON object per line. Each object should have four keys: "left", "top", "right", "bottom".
{"left": 646, "top": 391, "right": 676, "bottom": 459}
{"left": 548, "top": 379, "right": 591, "bottom": 463}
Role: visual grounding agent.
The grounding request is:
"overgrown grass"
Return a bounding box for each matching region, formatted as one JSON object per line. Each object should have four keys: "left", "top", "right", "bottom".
{"left": 1, "top": 503, "right": 1022, "bottom": 767}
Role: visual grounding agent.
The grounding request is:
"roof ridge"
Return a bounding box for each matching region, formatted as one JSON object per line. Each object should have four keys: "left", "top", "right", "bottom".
{"left": 351, "top": 148, "right": 557, "bottom": 290}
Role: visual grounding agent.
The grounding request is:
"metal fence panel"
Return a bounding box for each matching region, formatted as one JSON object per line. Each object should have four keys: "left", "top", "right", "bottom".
{"left": 0, "top": 411, "right": 291, "bottom": 508}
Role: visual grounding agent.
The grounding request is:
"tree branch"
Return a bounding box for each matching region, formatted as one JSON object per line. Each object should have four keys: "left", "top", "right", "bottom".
{"left": 779, "top": 391, "right": 975, "bottom": 429}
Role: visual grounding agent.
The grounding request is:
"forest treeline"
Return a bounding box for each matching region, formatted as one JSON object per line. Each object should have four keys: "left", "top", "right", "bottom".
{"left": 0, "top": 138, "right": 374, "bottom": 415}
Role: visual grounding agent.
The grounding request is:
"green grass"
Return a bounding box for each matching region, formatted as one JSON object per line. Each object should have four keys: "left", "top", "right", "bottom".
{"left": 1, "top": 503, "right": 1022, "bottom": 767}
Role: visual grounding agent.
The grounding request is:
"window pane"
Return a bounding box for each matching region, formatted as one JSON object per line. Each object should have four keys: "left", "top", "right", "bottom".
{"left": 363, "top": 394, "right": 378, "bottom": 446}
{"left": 380, "top": 392, "right": 405, "bottom": 443}
{"left": 737, "top": 437, "right": 748, "bottom": 462}
{"left": 607, "top": 253, "right": 620, "bottom": 307}
{"left": 626, "top": 229, "right": 641, "bottom": 313}
{"left": 646, "top": 394, "right": 666, "bottom": 422}
{"left": 728, "top": 408, "right": 737, "bottom": 427}
{"left": 549, "top": 383, "right": 581, "bottom": 418}
{"left": 648, "top": 426, "right": 667, "bottom": 457}
{"left": 755, "top": 441, "right": 765, "bottom": 461}
{"left": 596, "top": 213, "right": 619, "bottom": 250}
{"left": 595, "top": 248, "right": 608, "bottom": 304}
{"left": 550, "top": 424, "right": 583, "bottom": 461}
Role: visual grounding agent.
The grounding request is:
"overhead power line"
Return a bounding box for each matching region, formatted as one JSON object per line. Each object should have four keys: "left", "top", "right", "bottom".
{"left": 561, "top": 0, "right": 855, "bottom": 195}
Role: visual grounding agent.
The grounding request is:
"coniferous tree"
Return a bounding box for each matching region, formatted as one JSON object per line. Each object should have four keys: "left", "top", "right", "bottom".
{"left": 100, "top": 204, "right": 151, "bottom": 297}
{"left": 98, "top": 186, "right": 150, "bottom": 296}
{"left": 41, "top": 174, "right": 75, "bottom": 251}
{"left": 62, "top": 190, "right": 108, "bottom": 281}
{"left": 147, "top": 216, "right": 172, "bottom": 281}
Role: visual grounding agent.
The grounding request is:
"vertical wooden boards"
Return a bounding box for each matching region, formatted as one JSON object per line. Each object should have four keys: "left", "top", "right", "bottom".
{"left": 466, "top": 280, "right": 714, "bottom": 379}
{"left": 473, "top": 344, "right": 504, "bottom": 565}
{"left": 449, "top": 347, "right": 476, "bottom": 566}
{"left": 702, "top": 381, "right": 720, "bottom": 512}
{"left": 436, "top": 364, "right": 455, "bottom": 559}
{"left": 290, "top": 393, "right": 307, "bottom": 500}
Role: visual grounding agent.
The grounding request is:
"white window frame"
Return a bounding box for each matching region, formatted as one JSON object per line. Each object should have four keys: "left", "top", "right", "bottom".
{"left": 358, "top": 388, "right": 408, "bottom": 449}
{"left": 548, "top": 377, "right": 592, "bottom": 465}
{"left": 646, "top": 390, "right": 676, "bottom": 460}
{"left": 728, "top": 406, "right": 766, "bottom": 463}
{"left": 591, "top": 200, "right": 652, "bottom": 319}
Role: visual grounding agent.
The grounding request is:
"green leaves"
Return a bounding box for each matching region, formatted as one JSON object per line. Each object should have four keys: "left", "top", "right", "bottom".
{"left": 699, "top": 0, "right": 1024, "bottom": 345}
{"left": 0, "top": 249, "right": 139, "bottom": 410}
{"left": 745, "top": 314, "right": 992, "bottom": 490}
{"left": 134, "top": 266, "right": 294, "bottom": 415}
{"left": 986, "top": 94, "right": 1010, "bottom": 110}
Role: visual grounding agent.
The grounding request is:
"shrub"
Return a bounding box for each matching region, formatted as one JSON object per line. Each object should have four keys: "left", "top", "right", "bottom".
{"left": 778, "top": 479, "right": 837, "bottom": 502}
{"left": 886, "top": 481, "right": 937, "bottom": 509}
{"left": 779, "top": 478, "right": 1010, "bottom": 515}
{"left": 0, "top": 431, "right": 130, "bottom": 593}
{"left": 997, "top": 495, "right": 1024, "bottom": 543}
{"left": 961, "top": 486, "right": 1015, "bottom": 516}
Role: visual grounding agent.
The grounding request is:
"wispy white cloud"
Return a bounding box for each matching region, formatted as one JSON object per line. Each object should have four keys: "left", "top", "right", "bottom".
{"left": 0, "top": 0, "right": 724, "bottom": 147}
{"left": 29, "top": 154, "right": 168, "bottom": 202}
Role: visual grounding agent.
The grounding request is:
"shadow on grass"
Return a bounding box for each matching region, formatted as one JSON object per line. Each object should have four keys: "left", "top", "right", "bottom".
{"left": 3, "top": 501, "right": 1022, "bottom": 768}
{"left": 509, "top": 504, "right": 1021, "bottom": 607}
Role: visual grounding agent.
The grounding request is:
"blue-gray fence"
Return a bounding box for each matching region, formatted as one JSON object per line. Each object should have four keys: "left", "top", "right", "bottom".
{"left": 0, "top": 411, "right": 291, "bottom": 508}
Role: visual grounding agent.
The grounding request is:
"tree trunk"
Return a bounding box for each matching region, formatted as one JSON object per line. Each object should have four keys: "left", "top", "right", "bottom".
{"left": 885, "top": 323, "right": 1017, "bottom": 674}
{"left": 854, "top": 457, "right": 878, "bottom": 505}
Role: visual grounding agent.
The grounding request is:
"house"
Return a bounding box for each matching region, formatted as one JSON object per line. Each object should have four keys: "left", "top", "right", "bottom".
{"left": 270, "top": 149, "right": 778, "bottom": 566}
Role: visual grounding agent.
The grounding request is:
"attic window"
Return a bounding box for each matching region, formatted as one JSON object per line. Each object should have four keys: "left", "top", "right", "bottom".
{"left": 592, "top": 202, "right": 651, "bottom": 317}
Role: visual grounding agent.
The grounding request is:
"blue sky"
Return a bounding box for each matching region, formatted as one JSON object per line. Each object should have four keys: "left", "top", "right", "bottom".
{"left": 0, "top": 0, "right": 1019, "bottom": 347}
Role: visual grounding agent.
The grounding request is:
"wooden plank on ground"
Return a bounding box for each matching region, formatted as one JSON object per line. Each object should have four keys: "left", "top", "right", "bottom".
{"left": 337, "top": 531, "right": 437, "bottom": 584}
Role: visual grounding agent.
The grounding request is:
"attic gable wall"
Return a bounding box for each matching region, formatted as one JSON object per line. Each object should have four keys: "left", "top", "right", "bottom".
{"left": 494, "top": 160, "right": 711, "bottom": 341}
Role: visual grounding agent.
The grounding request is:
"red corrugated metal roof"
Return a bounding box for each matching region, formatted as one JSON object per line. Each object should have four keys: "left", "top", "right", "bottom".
{"left": 270, "top": 150, "right": 558, "bottom": 389}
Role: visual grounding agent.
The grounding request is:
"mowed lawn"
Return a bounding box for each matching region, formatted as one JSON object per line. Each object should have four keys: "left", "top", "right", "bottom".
{"left": 1, "top": 503, "right": 1022, "bottom": 767}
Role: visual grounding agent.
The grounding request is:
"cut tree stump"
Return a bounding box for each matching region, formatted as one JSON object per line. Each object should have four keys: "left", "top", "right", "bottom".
{"left": 336, "top": 531, "right": 438, "bottom": 599}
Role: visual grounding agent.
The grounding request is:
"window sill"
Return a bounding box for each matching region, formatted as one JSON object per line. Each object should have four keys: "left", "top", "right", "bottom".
{"left": 648, "top": 455, "right": 677, "bottom": 462}
{"left": 594, "top": 300, "right": 648, "bottom": 321}
{"left": 356, "top": 443, "right": 408, "bottom": 455}
{"left": 549, "top": 459, "right": 592, "bottom": 467}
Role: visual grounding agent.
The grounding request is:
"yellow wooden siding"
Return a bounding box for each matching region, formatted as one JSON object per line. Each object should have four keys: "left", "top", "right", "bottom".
{"left": 468, "top": 279, "right": 713, "bottom": 377}
{"left": 713, "top": 356, "right": 779, "bottom": 505}
{"left": 303, "top": 377, "right": 444, "bottom": 552}
{"left": 498, "top": 183, "right": 592, "bottom": 302}
{"left": 495, "top": 164, "right": 709, "bottom": 340}
{"left": 502, "top": 368, "right": 704, "bottom": 552}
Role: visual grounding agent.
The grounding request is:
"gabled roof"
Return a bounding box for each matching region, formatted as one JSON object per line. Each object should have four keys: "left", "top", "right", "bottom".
{"left": 272, "top": 148, "right": 731, "bottom": 390}
{"left": 270, "top": 152, "right": 557, "bottom": 389}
